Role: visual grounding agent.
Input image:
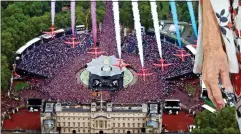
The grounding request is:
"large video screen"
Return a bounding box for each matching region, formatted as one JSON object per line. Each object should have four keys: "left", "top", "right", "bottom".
{"left": 89, "top": 73, "right": 124, "bottom": 91}
{"left": 28, "top": 98, "right": 42, "bottom": 105}
{"left": 165, "top": 100, "right": 180, "bottom": 107}
{"left": 149, "top": 104, "right": 158, "bottom": 114}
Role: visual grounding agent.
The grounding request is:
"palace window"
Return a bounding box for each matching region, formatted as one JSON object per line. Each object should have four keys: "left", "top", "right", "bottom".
{"left": 113, "top": 123, "right": 115, "bottom": 127}
{"left": 118, "top": 123, "right": 120, "bottom": 127}
{"left": 128, "top": 123, "right": 130, "bottom": 127}
{"left": 78, "top": 122, "right": 80, "bottom": 127}
{"left": 68, "top": 122, "right": 70, "bottom": 126}
{"left": 99, "top": 120, "right": 104, "bottom": 128}
{"left": 105, "top": 121, "right": 107, "bottom": 128}
{"left": 83, "top": 122, "right": 85, "bottom": 127}
{"left": 123, "top": 123, "right": 125, "bottom": 127}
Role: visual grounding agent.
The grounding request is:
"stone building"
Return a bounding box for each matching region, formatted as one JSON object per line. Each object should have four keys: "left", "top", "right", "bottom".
{"left": 41, "top": 100, "right": 163, "bottom": 134}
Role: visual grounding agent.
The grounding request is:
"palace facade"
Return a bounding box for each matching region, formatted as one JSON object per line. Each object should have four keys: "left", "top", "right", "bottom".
{"left": 40, "top": 100, "right": 163, "bottom": 134}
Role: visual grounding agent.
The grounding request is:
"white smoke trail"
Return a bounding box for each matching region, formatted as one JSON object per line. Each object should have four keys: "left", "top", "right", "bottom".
{"left": 132, "top": 1, "right": 144, "bottom": 68}
{"left": 112, "top": 1, "right": 122, "bottom": 59}
{"left": 150, "top": 0, "right": 162, "bottom": 58}
{"left": 51, "top": 0, "right": 56, "bottom": 25}
{"left": 71, "top": 1, "right": 76, "bottom": 35}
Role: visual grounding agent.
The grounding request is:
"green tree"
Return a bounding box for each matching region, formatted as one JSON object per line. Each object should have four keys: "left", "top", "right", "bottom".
{"left": 119, "top": 1, "right": 134, "bottom": 29}
{"left": 96, "top": 1, "right": 106, "bottom": 24}
{"left": 1, "top": 55, "right": 12, "bottom": 92}
{"left": 193, "top": 107, "right": 239, "bottom": 133}
{"left": 192, "top": 127, "right": 219, "bottom": 134}
{"left": 194, "top": 109, "right": 217, "bottom": 129}
{"left": 138, "top": 1, "right": 153, "bottom": 29}
{"left": 75, "top": 6, "right": 85, "bottom": 26}
{"left": 55, "top": 1, "right": 63, "bottom": 13}
{"left": 215, "top": 106, "right": 237, "bottom": 131}
{"left": 157, "top": 2, "right": 171, "bottom": 20}
{"left": 222, "top": 127, "right": 239, "bottom": 134}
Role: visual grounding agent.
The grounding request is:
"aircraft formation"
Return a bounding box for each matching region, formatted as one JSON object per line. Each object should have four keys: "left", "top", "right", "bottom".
{"left": 43, "top": 0, "right": 197, "bottom": 81}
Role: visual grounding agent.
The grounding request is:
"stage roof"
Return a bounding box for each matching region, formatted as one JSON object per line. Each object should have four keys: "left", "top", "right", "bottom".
{"left": 86, "top": 55, "right": 125, "bottom": 76}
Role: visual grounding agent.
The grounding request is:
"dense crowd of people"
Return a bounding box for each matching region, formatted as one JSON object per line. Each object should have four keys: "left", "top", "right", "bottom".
{"left": 122, "top": 34, "right": 193, "bottom": 78}
{"left": 9, "top": 1, "right": 199, "bottom": 106}
{"left": 17, "top": 34, "right": 93, "bottom": 77}
{"left": 99, "top": 1, "right": 118, "bottom": 56}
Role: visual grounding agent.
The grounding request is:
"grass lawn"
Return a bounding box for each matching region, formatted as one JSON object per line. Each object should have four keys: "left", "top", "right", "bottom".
{"left": 185, "top": 84, "right": 195, "bottom": 96}
{"left": 14, "top": 82, "right": 30, "bottom": 92}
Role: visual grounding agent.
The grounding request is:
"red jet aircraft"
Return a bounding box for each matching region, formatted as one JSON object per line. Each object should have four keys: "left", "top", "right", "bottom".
{"left": 113, "top": 59, "right": 130, "bottom": 71}
{"left": 43, "top": 25, "right": 60, "bottom": 38}
{"left": 87, "top": 47, "right": 105, "bottom": 58}
{"left": 153, "top": 58, "right": 172, "bottom": 71}
{"left": 173, "top": 49, "right": 191, "bottom": 62}
{"left": 136, "top": 68, "right": 153, "bottom": 81}
{"left": 64, "top": 36, "right": 80, "bottom": 48}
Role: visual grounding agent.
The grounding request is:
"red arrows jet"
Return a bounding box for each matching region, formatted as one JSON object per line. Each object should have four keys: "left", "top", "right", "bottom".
{"left": 173, "top": 49, "right": 191, "bottom": 61}
{"left": 43, "top": 25, "right": 60, "bottom": 38}
{"left": 87, "top": 47, "right": 105, "bottom": 58}
{"left": 136, "top": 68, "right": 153, "bottom": 81}
{"left": 153, "top": 58, "right": 172, "bottom": 71}
{"left": 113, "top": 59, "right": 130, "bottom": 71}
{"left": 64, "top": 36, "right": 80, "bottom": 48}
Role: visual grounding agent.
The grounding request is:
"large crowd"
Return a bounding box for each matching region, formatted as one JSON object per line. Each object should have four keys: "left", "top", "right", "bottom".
{"left": 12, "top": 1, "right": 197, "bottom": 105}
{"left": 17, "top": 33, "right": 93, "bottom": 77}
